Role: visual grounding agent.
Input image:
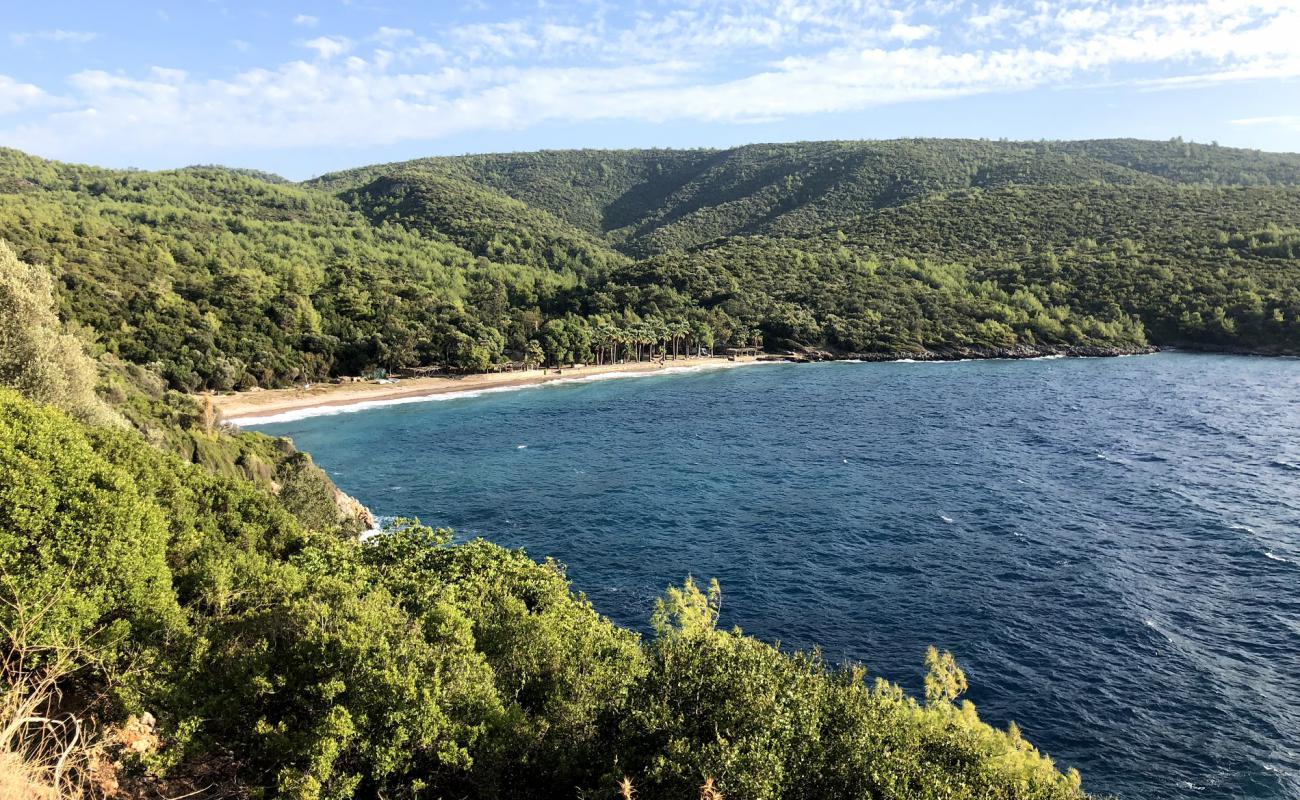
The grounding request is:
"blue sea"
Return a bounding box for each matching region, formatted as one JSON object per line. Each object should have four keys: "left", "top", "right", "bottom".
{"left": 252, "top": 353, "right": 1300, "bottom": 800}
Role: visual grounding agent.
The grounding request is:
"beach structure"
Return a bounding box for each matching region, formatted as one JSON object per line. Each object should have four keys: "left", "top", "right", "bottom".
{"left": 398, "top": 366, "right": 446, "bottom": 378}
{"left": 725, "top": 346, "right": 760, "bottom": 360}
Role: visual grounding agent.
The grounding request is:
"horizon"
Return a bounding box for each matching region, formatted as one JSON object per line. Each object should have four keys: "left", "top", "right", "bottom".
{"left": 3, "top": 1, "right": 1299, "bottom": 180}
{"left": 10, "top": 134, "right": 1300, "bottom": 183}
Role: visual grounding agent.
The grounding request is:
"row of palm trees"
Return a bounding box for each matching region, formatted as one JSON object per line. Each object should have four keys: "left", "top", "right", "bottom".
{"left": 587, "top": 319, "right": 763, "bottom": 366}
{"left": 523, "top": 315, "right": 765, "bottom": 369}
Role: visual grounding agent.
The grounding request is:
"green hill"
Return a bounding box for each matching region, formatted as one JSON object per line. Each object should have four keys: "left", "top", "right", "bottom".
{"left": 3, "top": 137, "right": 1300, "bottom": 798}
{"left": 1, "top": 238, "right": 1091, "bottom": 799}
{"left": 2, "top": 138, "right": 1299, "bottom": 391}
{"left": 323, "top": 138, "right": 1300, "bottom": 255}
{"left": 336, "top": 170, "right": 628, "bottom": 277}
{"left": 0, "top": 148, "right": 580, "bottom": 390}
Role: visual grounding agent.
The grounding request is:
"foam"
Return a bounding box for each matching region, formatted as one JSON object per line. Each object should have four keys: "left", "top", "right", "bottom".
{"left": 230, "top": 359, "right": 784, "bottom": 426}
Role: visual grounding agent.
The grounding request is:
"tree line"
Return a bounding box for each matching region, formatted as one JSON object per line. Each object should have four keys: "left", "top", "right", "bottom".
{"left": 1, "top": 139, "right": 1298, "bottom": 394}
{"left": 0, "top": 240, "right": 1091, "bottom": 798}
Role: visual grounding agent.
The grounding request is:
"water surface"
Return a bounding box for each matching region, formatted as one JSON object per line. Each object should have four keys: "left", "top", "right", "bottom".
{"left": 256, "top": 353, "right": 1300, "bottom": 800}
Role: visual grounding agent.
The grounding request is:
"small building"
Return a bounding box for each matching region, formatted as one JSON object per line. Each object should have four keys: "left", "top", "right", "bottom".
{"left": 398, "top": 365, "right": 446, "bottom": 378}
{"left": 724, "top": 346, "right": 761, "bottom": 360}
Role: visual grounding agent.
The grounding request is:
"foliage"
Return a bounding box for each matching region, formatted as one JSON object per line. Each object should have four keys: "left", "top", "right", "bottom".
{"left": 0, "top": 391, "right": 1092, "bottom": 799}
{"left": 0, "top": 151, "right": 566, "bottom": 389}
{"left": 0, "top": 389, "right": 180, "bottom": 659}
{"left": 0, "top": 139, "right": 1213, "bottom": 797}
{"left": 4, "top": 139, "right": 1299, "bottom": 393}
{"left": 338, "top": 172, "right": 627, "bottom": 278}
{"left": 0, "top": 241, "right": 120, "bottom": 427}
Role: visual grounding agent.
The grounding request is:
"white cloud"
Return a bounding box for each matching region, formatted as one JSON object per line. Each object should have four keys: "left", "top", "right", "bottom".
{"left": 887, "top": 22, "right": 937, "bottom": 42}
{"left": 969, "top": 4, "right": 1021, "bottom": 30}
{"left": 1230, "top": 115, "right": 1300, "bottom": 131}
{"left": 2, "top": 0, "right": 1299, "bottom": 162}
{"left": 10, "top": 30, "right": 98, "bottom": 46}
{"left": 293, "top": 14, "right": 319, "bottom": 27}
{"left": 302, "top": 36, "right": 352, "bottom": 59}
{"left": 373, "top": 27, "right": 415, "bottom": 44}
{"left": 0, "top": 75, "right": 54, "bottom": 114}
{"left": 450, "top": 22, "right": 540, "bottom": 60}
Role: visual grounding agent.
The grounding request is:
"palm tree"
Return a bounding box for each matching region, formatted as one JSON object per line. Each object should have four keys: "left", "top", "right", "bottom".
{"left": 650, "top": 318, "right": 670, "bottom": 361}
{"left": 592, "top": 319, "right": 614, "bottom": 365}
{"left": 670, "top": 320, "right": 689, "bottom": 359}
{"left": 631, "top": 323, "right": 649, "bottom": 361}
{"left": 612, "top": 327, "right": 627, "bottom": 363}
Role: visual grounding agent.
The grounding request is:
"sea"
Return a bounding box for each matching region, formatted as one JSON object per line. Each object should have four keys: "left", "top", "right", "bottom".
{"left": 250, "top": 352, "right": 1300, "bottom": 800}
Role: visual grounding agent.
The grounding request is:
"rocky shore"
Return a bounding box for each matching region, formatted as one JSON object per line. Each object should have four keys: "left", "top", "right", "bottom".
{"left": 766, "top": 344, "right": 1162, "bottom": 363}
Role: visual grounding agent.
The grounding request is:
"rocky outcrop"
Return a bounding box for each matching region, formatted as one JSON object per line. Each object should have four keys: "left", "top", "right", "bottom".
{"left": 335, "top": 488, "right": 378, "bottom": 534}
{"left": 773, "top": 344, "right": 1159, "bottom": 363}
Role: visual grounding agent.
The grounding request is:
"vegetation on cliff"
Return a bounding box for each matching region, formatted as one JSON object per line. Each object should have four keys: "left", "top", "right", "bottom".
{"left": 0, "top": 239, "right": 1096, "bottom": 798}
{"left": 3, "top": 136, "right": 1300, "bottom": 795}
{"left": 0, "top": 388, "right": 1087, "bottom": 799}
{"left": 1, "top": 138, "right": 1297, "bottom": 390}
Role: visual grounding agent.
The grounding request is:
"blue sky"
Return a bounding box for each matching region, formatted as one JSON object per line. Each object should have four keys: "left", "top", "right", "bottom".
{"left": 2, "top": 1, "right": 1298, "bottom": 179}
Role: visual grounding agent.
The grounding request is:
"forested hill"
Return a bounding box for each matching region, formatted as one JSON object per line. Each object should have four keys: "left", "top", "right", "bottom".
{"left": 2, "top": 138, "right": 1299, "bottom": 391}
{"left": 311, "top": 138, "right": 1300, "bottom": 255}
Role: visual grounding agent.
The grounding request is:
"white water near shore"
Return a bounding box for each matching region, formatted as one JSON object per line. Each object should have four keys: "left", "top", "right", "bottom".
{"left": 231, "top": 359, "right": 783, "bottom": 426}
{"left": 231, "top": 352, "right": 1157, "bottom": 425}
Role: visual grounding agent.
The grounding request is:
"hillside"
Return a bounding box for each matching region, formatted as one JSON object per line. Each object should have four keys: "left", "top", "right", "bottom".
{"left": 2, "top": 138, "right": 1299, "bottom": 391}
{"left": 300, "top": 139, "right": 1300, "bottom": 359}
{"left": 336, "top": 170, "right": 627, "bottom": 277}
{"left": 0, "top": 238, "right": 1092, "bottom": 799}
{"left": 0, "top": 148, "right": 581, "bottom": 390}
{"left": 318, "top": 138, "right": 1300, "bottom": 255}
{"left": 3, "top": 138, "right": 1300, "bottom": 797}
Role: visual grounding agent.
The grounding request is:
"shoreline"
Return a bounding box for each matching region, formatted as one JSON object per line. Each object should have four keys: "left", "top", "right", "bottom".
{"left": 784, "top": 343, "right": 1161, "bottom": 363}
{"left": 215, "top": 357, "right": 763, "bottom": 425}
{"left": 213, "top": 344, "right": 1163, "bottom": 426}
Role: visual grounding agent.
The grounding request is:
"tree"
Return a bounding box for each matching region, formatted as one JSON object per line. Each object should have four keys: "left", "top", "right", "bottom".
{"left": 0, "top": 390, "right": 180, "bottom": 654}
{"left": 924, "top": 645, "right": 969, "bottom": 707}
{"left": 525, "top": 340, "right": 545, "bottom": 370}
{"left": 690, "top": 320, "right": 715, "bottom": 357}
{"left": 0, "top": 241, "right": 120, "bottom": 427}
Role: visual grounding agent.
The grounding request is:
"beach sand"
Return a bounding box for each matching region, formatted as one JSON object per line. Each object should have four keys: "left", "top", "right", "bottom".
{"left": 210, "top": 356, "right": 755, "bottom": 424}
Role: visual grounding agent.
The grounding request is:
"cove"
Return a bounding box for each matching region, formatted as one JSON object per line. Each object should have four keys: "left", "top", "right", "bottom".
{"left": 253, "top": 353, "right": 1300, "bottom": 800}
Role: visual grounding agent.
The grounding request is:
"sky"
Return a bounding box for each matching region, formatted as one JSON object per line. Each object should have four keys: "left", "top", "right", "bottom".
{"left": 1, "top": 0, "right": 1298, "bottom": 179}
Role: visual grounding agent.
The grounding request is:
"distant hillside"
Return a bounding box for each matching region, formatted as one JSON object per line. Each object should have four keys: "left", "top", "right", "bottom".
{"left": 3, "top": 138, "right": 1300, "bottom": 390}
{"left": 336, "top": 170, "right": 628, "bottom": 277}
{"left": 318, "top": 138, "right": 1300, "bottom": 256}
{"left": 0, "top": 147, "right": 580, "bottom": 390}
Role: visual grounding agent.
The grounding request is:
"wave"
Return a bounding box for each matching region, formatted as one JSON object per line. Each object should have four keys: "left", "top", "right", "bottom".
{"left": 230, "top": 359, "right": 783, "bottom": 426}
{"left": 887, "top": 353, "right": 1099, "bottom": 365}
{"left": 358, "top": 514, "right": 398, "bottom": 542}
{"left": 1264, "top": 550, "right": 1295, "bottom": 565}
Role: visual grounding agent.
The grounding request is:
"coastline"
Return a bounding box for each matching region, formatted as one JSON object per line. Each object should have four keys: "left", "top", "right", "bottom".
{"left": 781, "top": 343, "right": 1162, "bottom": 363}
{"left": 214, "top": 356, "right": 764, "bottom": 425}
{"left": 213, "top": 343, "right": 1163, "bottom": 426}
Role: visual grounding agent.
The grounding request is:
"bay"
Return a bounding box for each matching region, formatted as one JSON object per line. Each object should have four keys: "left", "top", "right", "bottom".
{"left": 254, "top": 353, "right": 1300, "bottom": 800}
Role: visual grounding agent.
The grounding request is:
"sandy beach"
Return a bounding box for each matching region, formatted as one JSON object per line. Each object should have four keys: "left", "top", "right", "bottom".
{"left": 211, "top": 356, "right": 757, "bottom": 424}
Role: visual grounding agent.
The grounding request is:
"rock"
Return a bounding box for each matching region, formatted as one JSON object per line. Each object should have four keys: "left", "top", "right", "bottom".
{"left": 335, "top": 488, "right": 377, "bottom": 533}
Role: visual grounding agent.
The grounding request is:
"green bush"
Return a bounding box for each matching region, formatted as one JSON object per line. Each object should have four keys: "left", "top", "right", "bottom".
{"left": 0, "top": 389, "right": 180, "bottom": 660}
{"left": 0, "top": 240, "right": 120, "bottom": 426}
{"left": 0, "top": 390, "right": 1092, "bottom": 799}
